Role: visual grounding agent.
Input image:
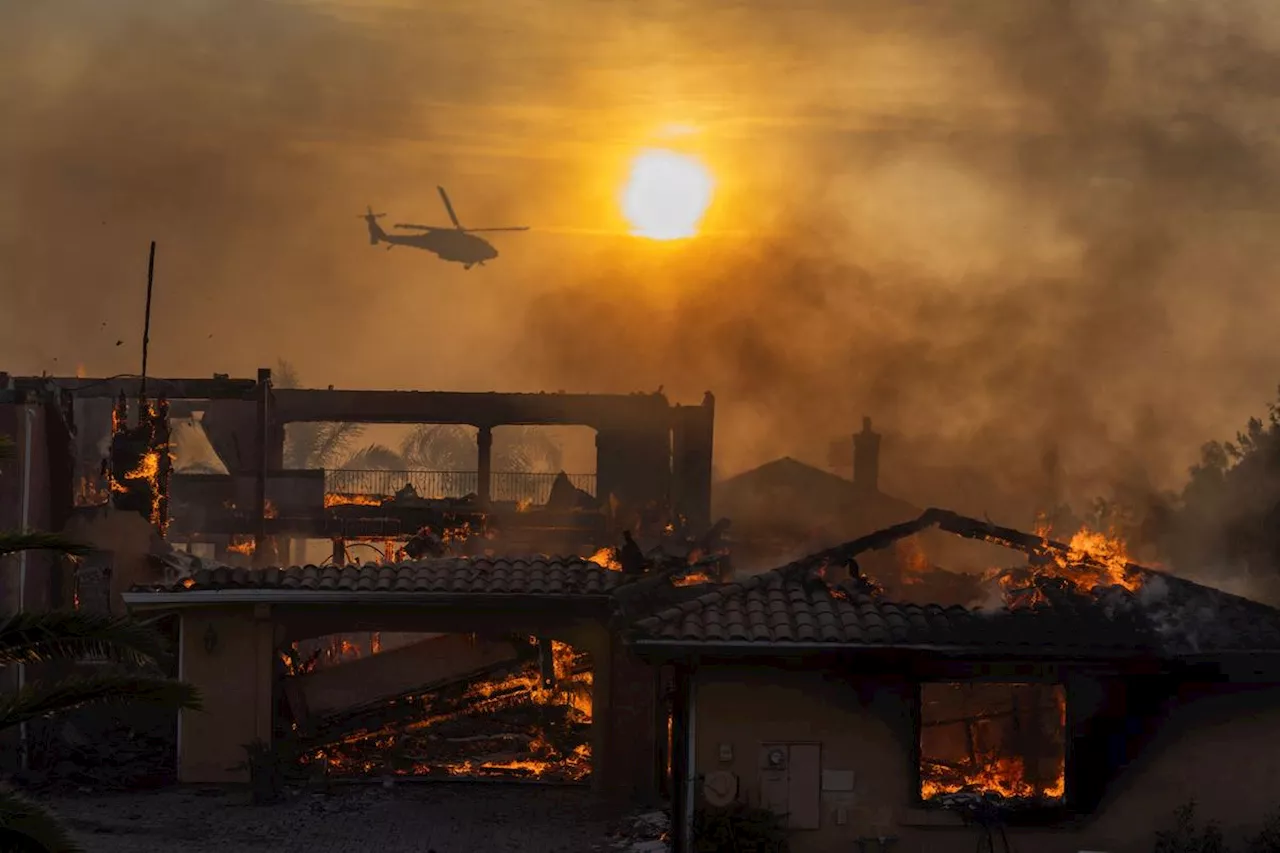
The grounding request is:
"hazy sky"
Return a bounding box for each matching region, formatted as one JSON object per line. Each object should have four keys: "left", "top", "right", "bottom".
{"left": 5, "top": 0, "right": 1280, "bottom": 522}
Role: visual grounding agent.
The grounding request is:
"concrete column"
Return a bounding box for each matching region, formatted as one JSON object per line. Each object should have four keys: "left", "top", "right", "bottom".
{"left": 476, "top": 426, "right": 493, "bottom": 505}
{"left": 178, "top": 606, "right": 275, "bottom": 783}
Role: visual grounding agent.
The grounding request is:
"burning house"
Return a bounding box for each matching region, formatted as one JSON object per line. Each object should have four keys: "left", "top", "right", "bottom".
{"left": 4, "top": 369, "right": 720, "bottom": 796}
{"left": 118, "top": 555, "right": 705, "bottom": 800}
{"left": 17, "top": 369, "right": 714, "bottom": 563}
{"left": 633, "top": 508, "right": 1280, "bottom": 853}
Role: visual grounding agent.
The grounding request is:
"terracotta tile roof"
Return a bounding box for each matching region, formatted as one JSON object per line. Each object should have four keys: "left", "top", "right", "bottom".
{"left": 132, "top": 557, "right": 623, "bottom": 597}
{"left": 631, "top": 567, "right": 1166, "bottom": 655}
{"left": 632, "top": 536, "right": 1280, "bottom": 658}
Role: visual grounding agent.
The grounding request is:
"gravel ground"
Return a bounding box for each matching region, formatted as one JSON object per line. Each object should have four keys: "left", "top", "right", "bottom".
{"left": 42, "top": 782, "right": 620, "bottom": 853}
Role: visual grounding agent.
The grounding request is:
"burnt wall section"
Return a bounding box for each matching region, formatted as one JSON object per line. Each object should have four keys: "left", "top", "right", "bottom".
{"left": 672, "top": 395, "right": 715, "bottom": 532}
{"left": 0, "top": 388, "right": 66, "bottom": 613}
{"left": 595, "top": 637, "right": 661, "bottom": 802}
{"left": 108, "top": 393, "right": 172, "bottom": 534}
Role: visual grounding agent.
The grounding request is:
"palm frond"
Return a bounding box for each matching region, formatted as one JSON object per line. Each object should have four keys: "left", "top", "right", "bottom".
{"left": 0, "top": 611, "right": 172, "bottom": 669}
{"left": 0, "top": 533, "right": 90, "bottom": 559}
{"left": 340, "top": 443, "right": 405, "bottom": 471}
{"left": 399, "top": 424, "right": 475, "bottom": 471}
{"left": 0, "top": 675, "right": 202, "bottom": 733}
{"left": 0, "top": 785, "right": 82, "bottom": 853}
{"left": 312, "top": 422, "right": 365, "bottom": 468}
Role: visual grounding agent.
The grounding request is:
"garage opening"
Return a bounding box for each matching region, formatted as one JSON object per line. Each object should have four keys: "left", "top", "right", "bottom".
{"left": 280, "top": 633, "right": 593, "bottom": 783}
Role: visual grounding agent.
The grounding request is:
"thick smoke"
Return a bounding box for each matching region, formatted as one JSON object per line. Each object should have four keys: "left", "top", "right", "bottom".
{"left": 5, "top": 1, "right": 1280, "bottom": 526}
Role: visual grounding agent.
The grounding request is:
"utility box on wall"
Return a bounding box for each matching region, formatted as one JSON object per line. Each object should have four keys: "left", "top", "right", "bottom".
{"left": 759, "top": 742, "right": 822, "bottom": 830}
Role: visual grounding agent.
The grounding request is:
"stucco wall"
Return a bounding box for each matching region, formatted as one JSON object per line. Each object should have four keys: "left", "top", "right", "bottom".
{"left": 179, "top": 606, "right": 275, "bottom": 783}
{"left": 693, "top": 665, "right": 1280, "bottom": 853}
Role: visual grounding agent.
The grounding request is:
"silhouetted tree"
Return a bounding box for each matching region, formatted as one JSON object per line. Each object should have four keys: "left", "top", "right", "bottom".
{"left": 275, "top": 359, "right": 365, "bottom": 469}
{"left": 1156, "top": 387, "right": 1280, "bottom": 597}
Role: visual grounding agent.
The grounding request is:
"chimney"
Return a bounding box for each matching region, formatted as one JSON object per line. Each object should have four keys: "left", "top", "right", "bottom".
{"left": 853, "top": 416, "right": 880, "bottom": 493}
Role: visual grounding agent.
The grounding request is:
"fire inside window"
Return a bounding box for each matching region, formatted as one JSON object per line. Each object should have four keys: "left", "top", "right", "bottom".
{"left": 919, "top": 682, "right": 1066, "bottom": 804}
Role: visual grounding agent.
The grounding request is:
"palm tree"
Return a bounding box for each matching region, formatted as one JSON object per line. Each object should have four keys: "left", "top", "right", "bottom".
{"left": 0, "top": 438, "right": 202, "bottom": 853}
{"left": 274, "top": 360, "right": 365, "bottom": 470}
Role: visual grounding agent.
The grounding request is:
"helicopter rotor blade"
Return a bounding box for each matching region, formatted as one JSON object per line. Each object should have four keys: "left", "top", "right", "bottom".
{"left": 438, "top": 186, "right": 464, "bottom": 230}
{"left": 393, "top": 223, "right": 446, "bottom": 230}
{"left": 461, "top": 227, "right": 530, "bottom": 233}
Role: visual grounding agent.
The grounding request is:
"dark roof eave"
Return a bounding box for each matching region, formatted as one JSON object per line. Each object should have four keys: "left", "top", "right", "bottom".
{"left": 121, "top": 589, "right": 617, "bottom": 611}
{"left": 627, "top": 638, "right": 1166, "bottom": 661}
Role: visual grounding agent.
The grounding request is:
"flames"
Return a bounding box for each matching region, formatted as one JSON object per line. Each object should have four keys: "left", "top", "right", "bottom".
{"left": 920, "top": 683, "right": 1066, "bottom": 806}
{"left": 298, "top": 639, "right": 593, "bottom": 782}
{"left": 882, "top": 518, "right": 1144, "bottom": 611}
{"left": 994, "top": 522, "right": 1142, "bottom": 607}
{"left": 920, "top": 753, "right": 1066, "bottom": 802}
{"left": 104, "top": 395, "right": 171, "bottom": 534}
{"left": 325, "top": 492, "right": 384, "bottom": 508}
{"left": 226, "top": 536, "right": 255, "bottom": 556}
{"left": 587, "top": 546, "right": 621, "bottom": 571}
{"left": 672, "top": 571, "right": 713, "bottom": 587}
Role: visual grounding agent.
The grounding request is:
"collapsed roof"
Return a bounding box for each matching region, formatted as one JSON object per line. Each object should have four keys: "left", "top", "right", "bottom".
{"left": 630, "top": 508, "right": 1280, "bottom": 659}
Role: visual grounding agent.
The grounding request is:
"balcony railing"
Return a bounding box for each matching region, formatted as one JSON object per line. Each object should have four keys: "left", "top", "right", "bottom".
{"left": 324, "top": 470, "right": 597, "bottom": 506}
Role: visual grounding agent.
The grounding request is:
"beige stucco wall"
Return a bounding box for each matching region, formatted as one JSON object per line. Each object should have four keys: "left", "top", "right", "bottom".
{"left": 179, "top": 606, "right": 276, "bottom": 783}
{"left": 693, "top": 665, "right": 1280, "bottom": 853}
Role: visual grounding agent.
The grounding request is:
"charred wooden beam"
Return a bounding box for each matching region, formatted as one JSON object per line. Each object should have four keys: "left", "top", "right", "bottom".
{"left": 12, "top": 376, "right": 258, "bottom": 400}
{"left": 784, "top": 507, "right": 1152, "bottom": 581}
{"left": 538, "top": 638, "right": 556, "bottom": 689}
{"left": 271, "top": 388, "right": 677, "bottom": 428}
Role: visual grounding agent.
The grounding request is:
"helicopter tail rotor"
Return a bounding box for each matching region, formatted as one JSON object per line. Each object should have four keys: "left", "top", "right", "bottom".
{"left": 360, "top": 206, "right": 388, "bottom": 245}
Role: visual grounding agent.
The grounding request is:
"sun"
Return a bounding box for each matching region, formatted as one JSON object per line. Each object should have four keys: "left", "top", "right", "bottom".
{"left": 621, "top": 149, "right": 715, "bottom": 241}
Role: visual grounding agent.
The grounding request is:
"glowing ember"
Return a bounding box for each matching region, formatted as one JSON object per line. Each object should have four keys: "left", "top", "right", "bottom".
{"left": 325, "top": 493, "right": 384, "bottom": 508}
{"left": 74, "top": 475, "right": 110, "bottom": 508}
{"left": 920, "top": 753, "right": 1065, "bottom": 802}
{"left": 297, "top": 643, "right": 594, "bottom": 781}
{"left": 587, "top": 546, "right": 621, "bottom": 571}
{"left": 673, "top": 571, "right": 713, "bottom": 587}
{"left": 226, "top": 536, "right": 255, "bottom": 556}
{"left": 895, "top": 538, "right": 930, "bottom": 586}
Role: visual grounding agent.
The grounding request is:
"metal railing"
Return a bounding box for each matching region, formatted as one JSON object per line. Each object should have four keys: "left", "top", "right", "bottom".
{"left": 324, "top": 470, "right": 596, "bottom": 505}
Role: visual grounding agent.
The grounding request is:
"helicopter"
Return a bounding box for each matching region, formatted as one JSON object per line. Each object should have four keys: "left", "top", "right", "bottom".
{"left": 360, "top": 187, "right": 529, "bottom": 270}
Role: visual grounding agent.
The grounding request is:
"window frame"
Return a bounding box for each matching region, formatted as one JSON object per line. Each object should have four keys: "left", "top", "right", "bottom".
{"left": 911, "top": 668, "right": 1074, "bottom": 820}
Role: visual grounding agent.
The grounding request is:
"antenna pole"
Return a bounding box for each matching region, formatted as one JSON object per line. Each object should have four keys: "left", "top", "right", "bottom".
{"left": 140, "top": 241, "right": 156, "bottom": 398}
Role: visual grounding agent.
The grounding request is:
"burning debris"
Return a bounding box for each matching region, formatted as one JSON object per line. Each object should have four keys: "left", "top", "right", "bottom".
{"left": 920, "top": 682, "right": 1066, "bottom": 807}
{"left": 805, "top": 508, "right": 1152, "bottom": 615}
{"left": 291, "top": 639, "right": 593, "bottom": 782}
{"left": 403, "top": 522, "right": 479, "bottom": 559}
{"left": 587, "top": 519, "right": 732, "bottom": 586}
